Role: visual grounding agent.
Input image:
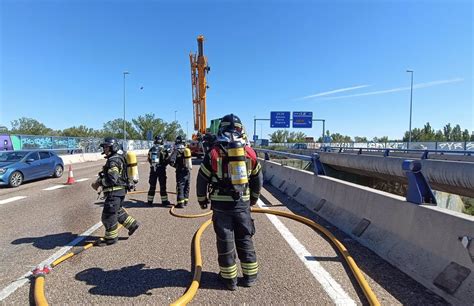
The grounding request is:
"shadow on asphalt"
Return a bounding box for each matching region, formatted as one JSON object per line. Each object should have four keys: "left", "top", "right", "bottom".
{"left": 75, "top": 264, "right": 221, "bottom": 297}
{"left": 11, "top": 233, "right": 129, "bottom": 250}
{"left": 11, "top": 232, "right": 80, "bottom": 250}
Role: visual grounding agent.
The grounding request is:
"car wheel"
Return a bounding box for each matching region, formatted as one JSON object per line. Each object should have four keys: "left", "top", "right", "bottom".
{"left": 53, "top": 165, "right": 64, "bottom": 178}
{"left": 9, "top": 171, "right": 23, "bottom": 187}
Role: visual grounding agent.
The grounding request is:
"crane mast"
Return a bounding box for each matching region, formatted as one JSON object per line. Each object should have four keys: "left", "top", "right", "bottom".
{"left": 190, "top": 35, "right": 210, "bottom": 138}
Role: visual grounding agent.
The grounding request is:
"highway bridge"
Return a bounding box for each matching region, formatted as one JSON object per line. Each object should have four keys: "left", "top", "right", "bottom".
{"left": 0, "top": 150, "right": 472, "bottom": 305}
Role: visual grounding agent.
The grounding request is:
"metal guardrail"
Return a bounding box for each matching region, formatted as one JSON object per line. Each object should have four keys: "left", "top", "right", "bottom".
{"left": 265, "top": 141, "right": 474, "bottom": 151}
{"left": 255, "top": 148, "right": 436, "bottom": 205}
{"left": 320, "top": 146, "right": 473, "bottom": 159}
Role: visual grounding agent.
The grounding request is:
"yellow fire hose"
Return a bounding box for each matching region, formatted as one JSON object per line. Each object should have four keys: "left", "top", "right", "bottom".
{"left": 170, "top": 207, "right": 380, "bottom": 306}
{"left": 32, "top": 189, "right": 379, "bottom": 306}
{"left": 170, "top": 219, "right": 212, "bottom": 306}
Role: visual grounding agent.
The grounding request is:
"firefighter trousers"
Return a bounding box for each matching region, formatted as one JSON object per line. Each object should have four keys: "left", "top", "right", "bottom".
{"left": 176, "top": 169, "right": 190, "bottom": 206}
{"left": 101, "top": 193, "right": 137, "bottom": 241}
{"left": 212, "top": 207, "right": 258, "bottom": 281}
{"left": 148, "top": 165, "right": 168, "bottom": 204}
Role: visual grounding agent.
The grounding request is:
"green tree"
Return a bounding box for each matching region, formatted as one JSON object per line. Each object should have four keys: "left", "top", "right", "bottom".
{"left": 268, "top": 130, "right": 289, "bottom": 143}
{"left": 287, "top": 131, "right": 306, "bottom": 143}
{"left": 462, "top": 129, "right": 470, "bottom": 141}
{"left": 354, "top": 136, "right": 368, "bottom": 142}
{"left": 471, "top": 132, "right": 474, "bottom": 141}
{"left": 10, "top": 117, "right": 53, "bottom": 135}
{"left": 420, "top": 122, "right": 436, "bottom": 141}
{"left": 443, "top": 123, "right": 452, "bottom": 141}
{"left": 331, "top": 133, "right": 352, "bottom": 143}
{"left": 103, "top": 119, "right": 140, "bottom": 140}
{"left": 62, "top": 125, "right": 95, "bottom": 137}
{"left": 132, "top": 113, "right": 167, "bottom": 140}
{"left": 163, "top": 121, "right": 185, "bottom": 141}
{"left": 434, "top": 130, "right": 445, "bottom": 141}
{"left": 452, "top": 124, "right": 462, "bottom": 141}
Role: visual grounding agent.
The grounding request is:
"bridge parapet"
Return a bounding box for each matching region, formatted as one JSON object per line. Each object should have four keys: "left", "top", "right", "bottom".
{"left": 260, "top": 157, "right": 474, "bottom": 305}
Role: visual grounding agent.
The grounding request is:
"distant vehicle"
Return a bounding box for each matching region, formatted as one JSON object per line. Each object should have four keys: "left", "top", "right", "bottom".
{"left": 0, "top": 150, "right": 64, "bottom": 187}
{"left": 255, "top": 139, "right": 269, "bottom": 147}
{"left": 189, "top": 141, "right": 203, "bottom": 157}
{"left": 292, "top": 143, "right": 308, "bottom": 149}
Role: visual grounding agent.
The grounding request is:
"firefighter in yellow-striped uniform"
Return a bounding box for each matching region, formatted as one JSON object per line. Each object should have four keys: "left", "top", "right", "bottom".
{"left": 197, "top": 114, "right": 263, "bottom": 290}
{"left": 147, "top": 135, "right": 171, "bottom": 206}
{"left": 91, "top": 137, "right": 140, "bottom": 246}
{"left": 169, "top": 135, "right": 192, "bottom": 208}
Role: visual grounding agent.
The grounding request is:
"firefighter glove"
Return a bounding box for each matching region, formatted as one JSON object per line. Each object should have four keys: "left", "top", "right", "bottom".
{"left": 199, "top": 198, "right": 209, "bottom": 209}
{"left": 91, "top": 180, "right": 100, "bottom": 191}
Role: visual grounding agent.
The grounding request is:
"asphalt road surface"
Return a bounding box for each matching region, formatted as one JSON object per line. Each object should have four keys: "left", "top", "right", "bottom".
{"left": 0, "top": 157, "right": 447, "bottom": 305}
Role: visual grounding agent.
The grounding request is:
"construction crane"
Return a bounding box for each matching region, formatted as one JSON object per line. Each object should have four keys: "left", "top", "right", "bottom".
{"left": 190, "top": 35, "right": 210, "bottom": 139}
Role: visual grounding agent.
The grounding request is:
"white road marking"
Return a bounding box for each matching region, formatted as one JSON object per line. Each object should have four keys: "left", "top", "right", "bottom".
{"left": 257, "top": 199, "right": 356, "bottom": 305}
{"left": 76, "top": 178, "right": 90, "bottom": 182}
{"left": 0, "top": 222, "right": 103, "bottom": 301}
{"left": 43, "top": 185, "right": 67, "bottom": 191}
{"left": 0, "top": 196, "right": 27, "bottom": 206}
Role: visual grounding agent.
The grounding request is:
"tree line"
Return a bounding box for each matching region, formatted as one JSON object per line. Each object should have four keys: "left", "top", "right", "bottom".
{"left": 1, "top": 113, "right": 185, "bottom": 141}
{"left": 268, "top": 122, "right": 474, "bottom": 143}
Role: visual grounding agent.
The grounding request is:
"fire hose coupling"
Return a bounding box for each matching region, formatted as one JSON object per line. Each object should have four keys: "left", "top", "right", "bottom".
{"left": 32, "top": 265, "right": 51, "bottom": 277}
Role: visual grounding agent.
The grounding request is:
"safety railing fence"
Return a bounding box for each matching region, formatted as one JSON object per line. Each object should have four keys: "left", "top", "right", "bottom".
{"left": 0, "top": 134, "right": 154, "bottom": 153}
{"left": 259, "top": 141, "right": 474, "bottom": 152}
{"left": 255, "top": 148, "right": 436, "bottom": 205}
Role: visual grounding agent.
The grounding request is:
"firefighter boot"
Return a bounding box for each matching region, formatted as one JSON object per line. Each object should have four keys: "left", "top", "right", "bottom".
{"left": 162, "top": 200, "right": 171, "bottom": 207}
{"left": 128, "top": 221, "right": 140, "bottom": 236}
{"left": 219, "top": 273, "right": 237, "bottom": 291}
{"left": 96, "top": 237, "right": 118, "bottom": 247}
{"left": 240, "top": 274, "right": 258, "bottom": 287}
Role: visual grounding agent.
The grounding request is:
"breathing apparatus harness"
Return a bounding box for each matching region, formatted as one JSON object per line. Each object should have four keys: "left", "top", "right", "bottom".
{"left": 209, "top": 136, "right": 249, "bottom": 201}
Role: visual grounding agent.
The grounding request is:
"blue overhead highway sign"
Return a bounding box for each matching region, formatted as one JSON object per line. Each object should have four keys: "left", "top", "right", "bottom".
{"left": 292, "top": 111, "right": 313, "bottom": 128}
{"left": 270, "top": 111, "right": 290, "bottom": 128}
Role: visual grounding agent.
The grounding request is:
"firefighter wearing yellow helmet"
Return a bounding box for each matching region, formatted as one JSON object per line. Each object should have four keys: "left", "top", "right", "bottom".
{"left": 196, "top": 114, "right": 263, "bottom": 290}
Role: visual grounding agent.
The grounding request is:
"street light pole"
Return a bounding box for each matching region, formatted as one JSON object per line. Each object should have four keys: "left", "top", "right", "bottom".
{"left": 123, "top": 71, "right": 129, "bottom": 146}
{"left": 407, "top": 70, "right": 414, "bottom": 149}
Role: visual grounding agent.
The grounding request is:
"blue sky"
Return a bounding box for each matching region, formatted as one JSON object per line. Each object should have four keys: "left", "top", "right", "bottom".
{"left": 1, "top": 0, "right": 472, "bottom": 140}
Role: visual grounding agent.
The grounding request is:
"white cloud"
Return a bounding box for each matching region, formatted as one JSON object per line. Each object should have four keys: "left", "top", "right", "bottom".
{"left": 322, "top": 78, "right": 464, "bottom": 100}
{"left": 296, "top": 85, "right": 371, "bottom": 100}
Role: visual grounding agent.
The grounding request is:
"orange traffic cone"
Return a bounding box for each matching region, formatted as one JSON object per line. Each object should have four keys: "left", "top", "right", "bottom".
{"left": 65, "top": 165, "right": 76, "bottom": 185}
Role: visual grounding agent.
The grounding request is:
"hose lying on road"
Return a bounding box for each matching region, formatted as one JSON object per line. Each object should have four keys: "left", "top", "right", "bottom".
{"left": 170, "top": 206, "right": 380, "bottom": 306}
{"left": 32, "top": 240, "right": 96, "bottom": 306}
{"left": 32, "top": 190, "right": 379, "bottom": 306}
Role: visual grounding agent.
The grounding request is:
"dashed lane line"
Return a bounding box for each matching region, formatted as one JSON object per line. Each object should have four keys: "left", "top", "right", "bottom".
{"left": 43, "top": 185, "right": 68, "bottom": 191}
{"left": 257, "top": 199, "right": 356, "bottom": 305}
{"left": 0, "top": 196, "right": 28, "bottom": 206}
{"left": 0, "top": 221, "right": 103, "bottom": 302}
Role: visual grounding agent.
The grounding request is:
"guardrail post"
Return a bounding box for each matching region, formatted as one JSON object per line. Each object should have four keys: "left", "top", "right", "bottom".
{"left": 402, "top": 160, "right": 436, "bottom": 205}
{"left": 383, "top": 149, "right": 390, "bottom": 157}
{"left": 264, "top": 152, "right": 270, "bottom": 161}
{"left": 311, "top": 153, "right": 325, "bottom": 176}
{"left": 421, "top": 150, "right": 429, "bottom": 160}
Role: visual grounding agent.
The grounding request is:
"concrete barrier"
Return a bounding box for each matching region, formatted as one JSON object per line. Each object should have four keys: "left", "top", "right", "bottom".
{"left": 59, "top": 150, "right": 149, "bottom": 165}
{"left": 262, "top": 159, "right": 474, "bottom": 305}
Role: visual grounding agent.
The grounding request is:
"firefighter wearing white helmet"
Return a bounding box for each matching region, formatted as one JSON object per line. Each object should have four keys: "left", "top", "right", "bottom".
{"left": 91, "top": 137, "right": 140, "bottom": 246}
{"left": 196, "top": 114, "right": 263, "bottom": 290}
